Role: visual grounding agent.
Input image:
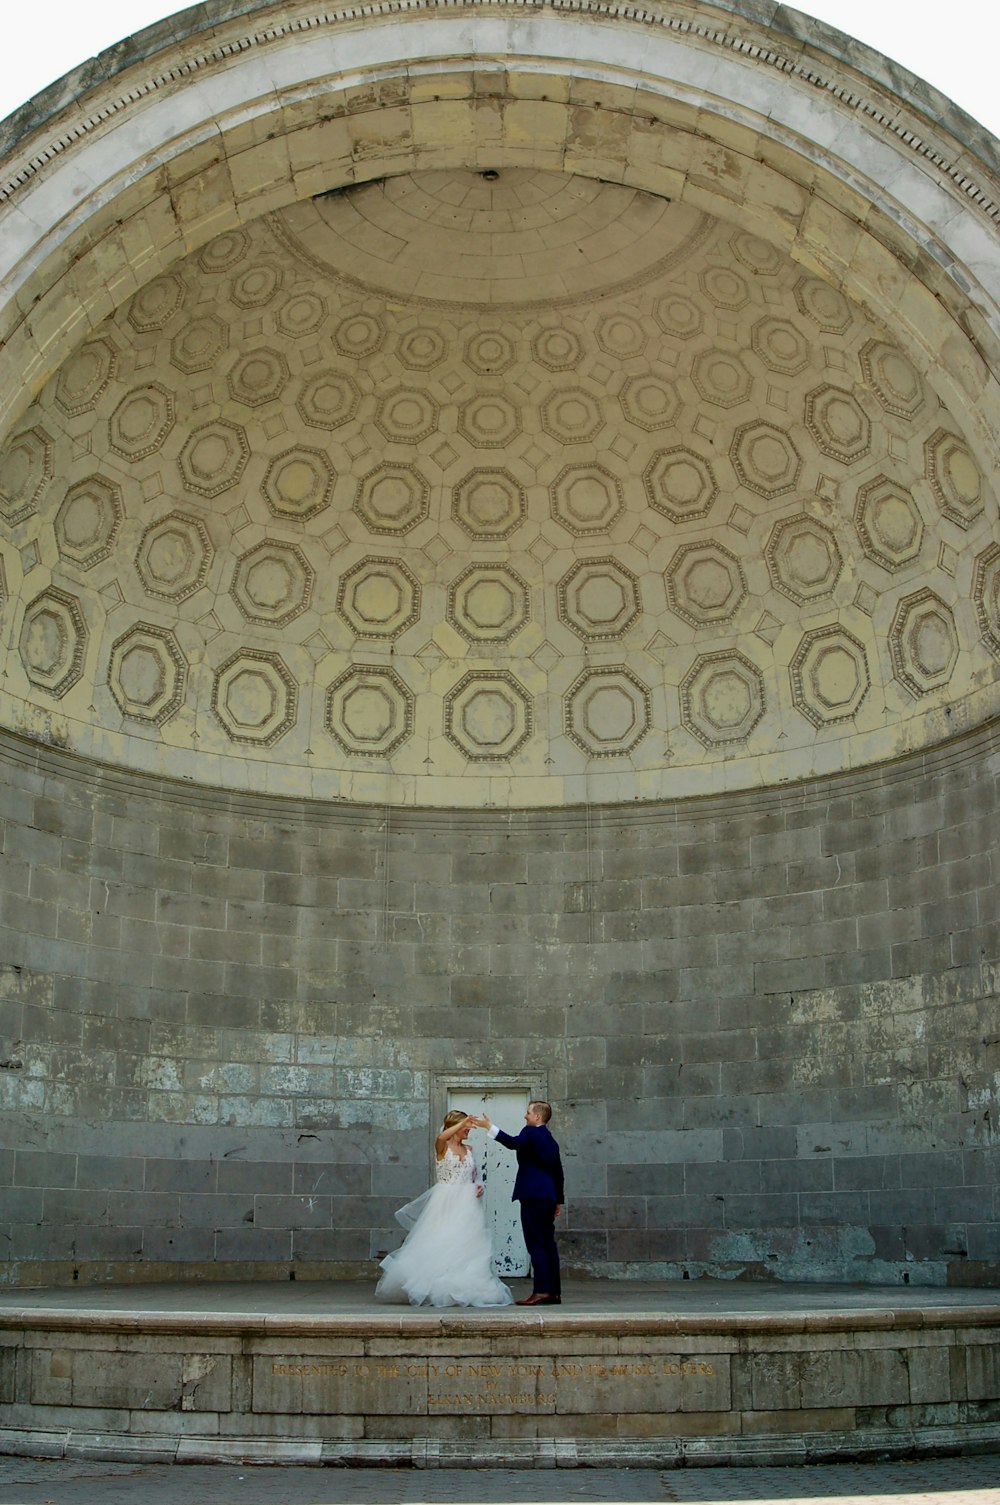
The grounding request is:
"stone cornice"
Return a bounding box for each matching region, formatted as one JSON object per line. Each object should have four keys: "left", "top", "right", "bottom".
{"left": 1, "top": 712, "right": 999, "bottom": 832}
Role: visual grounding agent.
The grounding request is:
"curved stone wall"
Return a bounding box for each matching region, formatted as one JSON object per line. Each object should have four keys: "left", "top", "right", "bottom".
{"left": 1, "top": 0, "right": 999, "bottom": 1288}
{"left": 1, "top": 722, "right": 997, "bottom": 1285}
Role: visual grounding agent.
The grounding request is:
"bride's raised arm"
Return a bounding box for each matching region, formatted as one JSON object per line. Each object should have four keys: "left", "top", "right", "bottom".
{"left": 433, "top": 1114, "right": 475, "bottom": 1159}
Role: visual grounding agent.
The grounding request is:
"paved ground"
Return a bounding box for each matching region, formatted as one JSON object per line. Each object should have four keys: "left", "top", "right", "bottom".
{"left": 1, "top": 1456, "right": 999, "bottom": 1505}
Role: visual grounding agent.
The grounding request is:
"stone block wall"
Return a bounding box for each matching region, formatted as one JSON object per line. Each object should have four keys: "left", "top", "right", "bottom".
{"left": 1, "top": 721, "right": 999, "bottom": 1287}
{"left": 4, "top": 1304, "right": 999, "bottom": 1464}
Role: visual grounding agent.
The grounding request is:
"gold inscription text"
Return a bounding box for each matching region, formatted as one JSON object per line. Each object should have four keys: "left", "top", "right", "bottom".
{"left": 270, "top": 1356, "right": 714, "bottom": 1384}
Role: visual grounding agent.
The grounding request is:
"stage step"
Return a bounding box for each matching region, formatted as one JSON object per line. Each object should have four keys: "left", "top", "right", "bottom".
{"left": 2, "top": 1281, "right": 998, "bottom": 1468}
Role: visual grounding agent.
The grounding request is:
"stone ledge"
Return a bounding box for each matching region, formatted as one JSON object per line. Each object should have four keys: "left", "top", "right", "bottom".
{"left": 3, "top": 1303, "right": 1000, "bottom": 1338}
{"left": 3, "top": 1283, "right": 997, "bottom": 1455}
{"left": 3, "top": 1423, "right": 1000, "bottom": 1469}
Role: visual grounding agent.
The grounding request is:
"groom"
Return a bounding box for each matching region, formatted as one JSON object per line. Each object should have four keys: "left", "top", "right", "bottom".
{"left": 476, "top": 1102, "right": 564, "bottom": 1306}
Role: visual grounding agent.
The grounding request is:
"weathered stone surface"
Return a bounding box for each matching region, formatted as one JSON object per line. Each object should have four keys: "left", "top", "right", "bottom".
{"left": 1, "top": 713, "right": 998, "bottom": 1282}
{"left": 1, "top": 151, "right": 997, "bottom": 807}
{"left": 1, "top": 1299, "right": 997, "bottom": 1463}
{"left": 1, "top": 0, "right": 1000, "bottom": 1316}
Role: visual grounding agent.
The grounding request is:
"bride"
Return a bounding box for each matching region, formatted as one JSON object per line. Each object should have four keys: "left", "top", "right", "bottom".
{"left": 375, "top": 1110, "right": 513, "bottom": 1308}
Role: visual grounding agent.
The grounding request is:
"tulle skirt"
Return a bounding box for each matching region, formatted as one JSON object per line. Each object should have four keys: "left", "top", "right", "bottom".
{"left": 375, "top": 1181, "right": 513, "bottom": 1308}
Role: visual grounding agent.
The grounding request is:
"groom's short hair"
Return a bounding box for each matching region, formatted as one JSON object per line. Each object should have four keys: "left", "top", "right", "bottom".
{"left": 530, "top": 1100, "right": 552, "bottom": 1123}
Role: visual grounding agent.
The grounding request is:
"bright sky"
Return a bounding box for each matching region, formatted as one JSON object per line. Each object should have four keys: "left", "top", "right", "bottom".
{"left": 2, "top": 1, "right": 998, "bottom": 140}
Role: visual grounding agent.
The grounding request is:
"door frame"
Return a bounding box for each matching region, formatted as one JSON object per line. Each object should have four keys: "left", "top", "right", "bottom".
{"left": 430, "top": 1071, "right": 545, "bottom": 1163}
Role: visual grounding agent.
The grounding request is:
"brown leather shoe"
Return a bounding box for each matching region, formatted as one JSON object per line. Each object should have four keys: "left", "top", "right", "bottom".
{"left": 515, "top": 1293, "right": 551, "bottom": 1305}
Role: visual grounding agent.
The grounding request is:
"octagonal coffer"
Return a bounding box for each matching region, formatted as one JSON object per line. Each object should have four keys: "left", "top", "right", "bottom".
{"left": 375, "top": 386, "right": 439, "bottom": 445}
{"left": 336, "top": 557, "right": 422, "bottom": 640}
{"left": 804, "top": 385, "right": 872, "bottom": 465}
{"left": 890, "top": 590, "right": 959, "bottom": 698}
{"left": 278, "top": 291, "right": 327, "bottom": 338}
{"left": 619, "top": 375, "right": 680, "bottom": 431}
{"left": 297, "top": 370, "right": 362, "bottom": 430}
{"left": 55, "top": 475, "right": 123, "bottom": 570}
{"left": 860, "top": 340, "right": 924, "bottom": 418}
{"left": 751, "top": 318, "right": 808, "bottom": 376}
{"left": 444, "top": 671, "right": 532, "bottom": 761}
{"left": 171, "top": 315, "right": 228, "bottom": 375}
{"left": 765, "top": 515, "right": 843, "bottom": 605}
{"left": 458, "top": 393, "right": 522, "bottom": 449}
{"left": 731, "top": 232, "right": 782, "bottom": 276}
{"left": 795, "top": 277, "right": 852, "bottom": 334}
{"left": 212, "top": 650, "right": 297, "bottom": 745}
{"left": 973, "top": 544, "right": 1000, "bottom": 659}
{"left": 198, "top": 230, "right": 249, "bottom": 274}
{"left": 452, "top": 468, "right": 525, "bottom": 541}
{"left": 790, "top": 626, "right": 870, "bottom": 727}
{"left": 18, "top": 587, "right": 88, "bottom": 698}
{"left": 334, "top": 311, "right": 386, "bottom": 359}
{"left": 178, "top": 420, "right": 249, "bottom": 496}
{"left": 541, "top": 386, "right": 605, "bottom": 444}
{"left": 109, "top": 624, "right": 187, "bottom": 725}
{"left": 263, "top": 448, "right": 334, "bottom": 521}
{"left": 666, "top": 543, "right": 747, "bottom": 626}
{"left": 532, "top": 324, "right": 584, "bottom": 371}
{"left": 550, "top": 466, "right": 624, "bottom": 536}
{"left": 0, "top": 426, "right": 53, "bottom": 524}
{"left": 227, "top": 347, "right": 290, "bottom": 408}
{"left": 326, "top": 665, "right": 414, "bottom": 757}
{"left": 643, "top": 448, "right": 717, "bottom": 524}
{"left": 128, "top": 274, "right": 183, "bottom": 332}
{"left": 855, "top": 477, "right": 923, "bottom": 572}
{"left": 680, "top": 651, "right": 765, "bottom": 746}
{"left": 448, "top": 564, "right": 530, "bottom": 644}
{"left": 352, "top": 459, "right": 430, "bottom": 536}
{"left": 397, "top": 326, "right": 448, "bottom": 371}
{"left": 691, "top": 348, "right": 753, "bottom": 409}
{"left": 55, "top": 337, "right": 117, "bottom": 415}
{"left": 730, "top": 422, "right": 802, "bottom": 498}
{"left": 654, "top": 294, "right": 702, "bottom": 340}
{"left": 231, "top": 263, "right": 283, "bottom": 309}
{"left": 557, "top": 558, "right": 641, "bottom": 641}
{"left": 699, "top": 265, "right": 750, "bottom": 310}
{"left": 465, "top": 329, "right": 516, "bottom": 376}
{"left": 136, "top": 512, "right": 214, "bottom": 602}
{"left": 564, "top": 666, "right": 651, "bottom": 757}
{"left": 924, "top": 429, "right": 985, "bottom": 528}
{"left": 230, "top": 542, "right": 314, "bottom": 629}
{"left": 110, "top": 384, "right": 174, "bottom": 461}
{"left": 596, "top": 311, "right": 646, "bottom": 360}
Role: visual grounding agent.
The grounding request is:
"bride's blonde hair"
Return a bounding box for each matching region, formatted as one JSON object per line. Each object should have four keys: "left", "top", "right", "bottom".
{"left": 441, "top": 1109, "right": 468, "bottom": 1131}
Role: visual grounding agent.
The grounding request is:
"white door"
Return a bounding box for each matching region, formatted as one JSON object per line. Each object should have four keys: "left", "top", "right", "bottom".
{"left": 446, "top": 1087, "right": 529, "bottom": 1276}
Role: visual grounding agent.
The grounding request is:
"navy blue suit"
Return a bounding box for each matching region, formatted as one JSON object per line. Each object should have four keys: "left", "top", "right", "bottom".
{"left": 493, "top": 1123, "right": 564, "bottom": 1297}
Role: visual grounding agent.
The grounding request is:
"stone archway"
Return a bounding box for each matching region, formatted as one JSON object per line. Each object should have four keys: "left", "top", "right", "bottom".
{"left": 0, "top": 0, "right": 998, "bottom": 1294}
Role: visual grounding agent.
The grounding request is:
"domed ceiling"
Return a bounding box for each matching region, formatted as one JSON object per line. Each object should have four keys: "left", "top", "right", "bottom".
{"left": 0, "top": 167, "right": 997, "bottom": 806}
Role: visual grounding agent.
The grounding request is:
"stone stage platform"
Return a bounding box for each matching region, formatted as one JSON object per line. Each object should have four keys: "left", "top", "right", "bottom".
{"left": 1, "top": 1280, "right": 998, "bottom": 1469}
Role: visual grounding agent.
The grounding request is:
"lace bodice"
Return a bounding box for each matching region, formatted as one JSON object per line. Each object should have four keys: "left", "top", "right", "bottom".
{"left": 435, "top": 1146, "right": 478, "bottom": 1186}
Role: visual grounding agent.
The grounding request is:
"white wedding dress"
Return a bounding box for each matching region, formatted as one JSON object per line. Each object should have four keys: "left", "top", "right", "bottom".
{"left": 375, "top": 1146, "right": 513, "bottom": 1308}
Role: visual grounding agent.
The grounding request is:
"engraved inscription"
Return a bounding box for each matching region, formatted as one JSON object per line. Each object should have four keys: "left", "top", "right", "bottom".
{"left": 265, "top": 1353, "right": 716, "bottom": 1414}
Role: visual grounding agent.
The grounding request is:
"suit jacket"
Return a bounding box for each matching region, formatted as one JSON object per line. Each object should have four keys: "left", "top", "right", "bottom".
{"left": 493, "top": 1124, "right": 564, "bottom": 1204}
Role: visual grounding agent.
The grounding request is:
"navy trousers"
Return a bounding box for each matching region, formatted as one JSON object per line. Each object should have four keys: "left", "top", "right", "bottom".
{"left": 519, "top": 1199, "right": 560, "bottom": 1297}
